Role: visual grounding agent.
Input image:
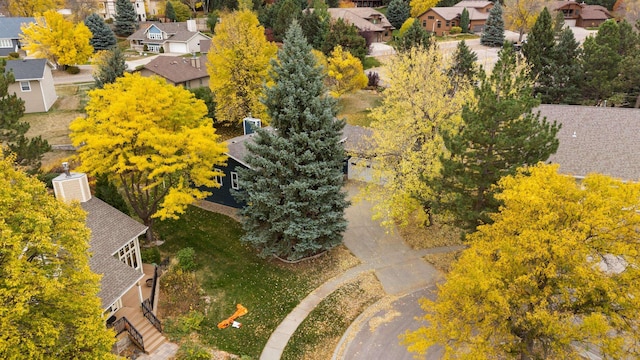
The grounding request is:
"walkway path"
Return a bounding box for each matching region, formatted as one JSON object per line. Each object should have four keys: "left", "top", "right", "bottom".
{"left": 259, "top": 182, "right": 463, "bottom": 360}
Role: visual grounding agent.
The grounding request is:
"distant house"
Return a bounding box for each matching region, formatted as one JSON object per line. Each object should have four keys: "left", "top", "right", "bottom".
{"left": 0, "top": 17, "right": 34, "bottom": 56}
{"left": 52, "top": 170, "right": 168, "bottom": 354}
{"left": 551, "top": 1, "right": 613, "bottom": 28}
{"left": 138, "top": 55, "right": 209, "bottom": 88}
{"left": 539, "top": 105, "right": 640, "bottom": 181}
{"left": 127, "top": 20, "right": 211, "bottom": 54}
{"left": 327, "top": 8, "right": 394, "bottom": 43}
{"left": 98, "top": 0, "right": 147, "bottom": 22}
{"left": 416, "top": 0, "right": 494, "bottom": 36}
{"left": 202, "top": 124, "right": 373, "bottom": 208}
{"left": 5, "top": 59, "right": 57, "bottom": 113}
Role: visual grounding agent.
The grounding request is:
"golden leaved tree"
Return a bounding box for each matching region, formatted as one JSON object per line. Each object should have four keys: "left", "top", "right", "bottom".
{"left": 8, "top": 0, "right": 64, "bottom": 17}
{"left": 503, "top": 0, "right": 547, "bottom": 42}
{"left": 207, "top": 10, "right": 277, "bottom": 125}
{"left": 404, "top": 163, "right": 640, "bottom": 359}
{"left": 327, "top": 45, "right": 368, "bottom": 97}
{"left": 20, "top": 10, "right": 93, "bottom": 69}
{"left": 70, "top": 73, "right": 228, "bottom": 242}
{"left": 409, "top": 0, "right": 437, "bottom": 18}
{"left": 365, "top": 45, "right": 472, "bottom": 229}
{"left": 0, "top": 154, "right": 116, "bottom": 359}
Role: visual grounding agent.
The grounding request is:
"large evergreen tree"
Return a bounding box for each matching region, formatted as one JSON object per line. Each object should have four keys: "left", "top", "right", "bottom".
{"left": 447, "top": 40, "right": 478, "bottom": 93}
{"left": 322, "top": 18, "right": 367, "bottom": 62}
{"left": 272, "top": 0, "right": 302, "bottom": 42}
{"left": 395, "top": 18, "right": 432, "bottom": 53}
{"left": 165, "top": 0, "right": 177, "bottom": 22}
{"left": 84, "top": 13, "right": 117, "bottom": 51}
{"left": 387, "top": 0, "right": 411, "bottom": 30}
{"left": 236, "top": 22, "right": 348, "bottom": 261}
{"left": 437, "top": 43, "right": 560, "bottom": 231}
{"left": 300, "top": 5, "right": 330, "bottom": 50}
{"left": 522, "top": 7, "right": 556, "bottom": 101}
{"left": 114, "top": 0, "right": 137, "bottom": 36}
{"left": 1, "top": 60, "right": 50, "bottom": 172}
{"left": 480, "top": 1, "right": 504, "bottom": 47}
{"left": 545, "top": 27, "right": 583, "bottom": 104}
{"left": 93, "top": 47, "right": 127, "bottom": 88}
{"left": 459, "top": 7, "right": 470, "bottom": 33}
{"left": 581, "top": 20, "right": 621, "bottom": 103}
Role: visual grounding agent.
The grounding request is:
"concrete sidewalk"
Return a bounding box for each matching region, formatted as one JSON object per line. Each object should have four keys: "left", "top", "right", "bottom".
{"left": 259, "top": 182, "right": 460, "bottom": 360}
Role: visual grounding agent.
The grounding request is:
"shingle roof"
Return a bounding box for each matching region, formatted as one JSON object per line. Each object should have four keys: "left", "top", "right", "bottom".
{"left": 539, "top": 104, "right": 640, "bottom": 181}
{"left": 5, "top": 59, "right": 47, "bottom": 80}
{"left": 454, "top": 1, "right": 492, "bottom": 8}
{"left": 127, "top": 22, "right": 210, "bottom": 42}
{"left": 424, "top": 7, "right": 488, "bottom": 21}
{"left": 328, "top": 8, "right": 394, "bottom": 32}
{"left": 142, "top": 55, "right": 209, "bottom": 83}
{"left": 580, "top": 5, "right": 612, "bottom": 20}
{"left": 81, "top": 197, "right": 147, "bottom": 309}
{"left": 0, "top": 17, "right": 34, "bottom": 39}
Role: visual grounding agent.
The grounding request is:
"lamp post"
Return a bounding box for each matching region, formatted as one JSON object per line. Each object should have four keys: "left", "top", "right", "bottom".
{"left": 432, "top": 20, "right": 441, "bottom": 35}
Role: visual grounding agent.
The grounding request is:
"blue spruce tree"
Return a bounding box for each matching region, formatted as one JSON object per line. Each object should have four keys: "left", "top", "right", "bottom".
{"left": 235, "top": 21, "right": 349, "bottom": 261}
{"left": 84, "top": 13, "right": 117, "bottom": 51}
{"left": 480, "top": 2, "right": 504, "bottom": 47}
{"left": 114, "top": 0, "right": 137, "bottom": 37}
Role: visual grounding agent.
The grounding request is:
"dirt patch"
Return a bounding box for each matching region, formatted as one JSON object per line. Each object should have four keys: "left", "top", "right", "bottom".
{"left": 23, "top": 111, "right": 79, "bottom": 146}
{"left": 398, "top": 214, "right": 464, "bottom": 250}
{"left": 423, "top": 251, "right": 463, "bottom": 273}
{"left": 337, "top": 89, "right": 382, "bottom": 127}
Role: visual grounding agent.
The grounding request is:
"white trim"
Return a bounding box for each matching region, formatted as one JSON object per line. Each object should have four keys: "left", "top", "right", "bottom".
{"left": 20, "top": 81, "right": 31, "bottom": 92}
{"left": 214, "top": 168, "right": 223, "bottom": 185}
{"left": 231, "top": 172, "right": 239, "bottom": 190}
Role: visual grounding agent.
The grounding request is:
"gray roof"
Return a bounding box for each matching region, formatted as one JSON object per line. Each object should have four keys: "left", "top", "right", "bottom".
{"left": 0, "top": 17, "right": 34, "bottom": 39}
{"left": 81, "top": 197, "right": 147, "bottom": 309}
{"left": 5, "top": 58, "right": 47, "bottom": 80}
{"left": 128, "top": 22, "right": 210, "bottom": 43}
{"left": 142, "top": 55, "right": 209, "bottom": 83}
{"left": 428, "top": 7, "right": 488, "bottom": 21}
{"left": 539, "top": 104, "right": 640, "bottom": 181}
{"left": 328, "top": 8, "right": 394, "bottom": 32}
{"left": 454, "top": 1, "right": 493, "bottom": 8}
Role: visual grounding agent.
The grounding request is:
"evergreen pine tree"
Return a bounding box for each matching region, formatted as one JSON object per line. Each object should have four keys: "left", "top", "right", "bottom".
{"left": 522, "top": 7, "right": 555, "bottom": 101}
{"left": 387, "top": 0, "right": 410, "bottom": 30}
{"left": 581, "top": 20, "right": 621, "bottom": 103}
{"left": 1, "top": 60, "right": 50, "bottom": 172}
{"left": 460, "top": 7, "right": 470, "bottom": 33}
{"left": 545, "top": 27, "right": 583, "bottom": 104}
{"left": 436, "top": 0, "right": 457, "bottom": 5}
{"left": 236, "top": 21, "right": 348, "bottom": 261}
{"left": 480, "top": 1, "right": 504, "bottom": 47}
{"left": 553, "top": 8, "right": 565, "bottom": 36}
{"left": 437, "top": 43, "right": 560, "bottom": 231}
{"left": 273, "top": 0, "right": 302, "bottom": 42}
{"left": 300, "top": 6, "right": 329, "bottom": 50}
{"left": 617, "top": 21, "right": 640, "bottom": 107}
{"left": 166, "top": 1, "right": 177, "bottom": 22}
{"left": 94, "top": 173, "right": 130, "bottom": 215}
{"left": 322, "top": 18, "right": 367, "bottom": 62}
{"left": 84, "top": 13, "right": 117, "bottom": 51}
{"left": 93, "top": 47, "right": 127, "bottom": 88}
{"left": 447, "top": 40, "right": 478, "bottom": 93}
{"left": 395, "top": 19, "right": 432, "bottom": 53}
{"left": 114, "top": 0, "right": 137, "bottom": 36}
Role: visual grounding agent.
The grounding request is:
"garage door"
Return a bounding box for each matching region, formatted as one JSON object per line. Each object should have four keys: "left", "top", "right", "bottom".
{"left": 564, "top": 19, "right": 576, "bottom": 27}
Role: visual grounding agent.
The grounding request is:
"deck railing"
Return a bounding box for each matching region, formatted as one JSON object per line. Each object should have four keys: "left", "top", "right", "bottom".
{"left": 111, "top": 316, "right": 144, "bottom": 352}
{"left": 149, "top": 265, "right": 159, "bottom": 310}
{"left": 142, "top": 298, "right": 163, "bottom": 333}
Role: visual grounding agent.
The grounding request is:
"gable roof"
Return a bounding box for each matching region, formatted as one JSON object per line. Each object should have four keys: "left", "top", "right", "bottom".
{"left": 551, "top": 1, "right": 612, "bottom": 20}
{"left": 128, "top": 21, "right": 210, "bottom": 42}
{"left": 0, "top": 17, "right": 34, "bottom": 39}
{"left": 142, "top": 55, "right": 209, "bottom": 83}
{"left": 420, "top": 7, "right": 488, "bottom": 21}
{"left": 81, "top": 197, "right": 147, "bottom": 309}
{"left": 327, "top": 8, "right": 394, "bottom": 32}
{"left": 454, "top": 1, "right": 493, "bottom": 8}
{"left": 5, "top": 59, "right": 47, "bottom": 80}
{"left": 539, "top": 104, "right": 640, "bottom": 181}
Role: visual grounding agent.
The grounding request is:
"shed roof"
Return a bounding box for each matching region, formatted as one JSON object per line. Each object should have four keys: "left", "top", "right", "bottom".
{"left": 5, "top": 59, "right": 47, "bottom": 80}
{"left": 0, "top": 17, "right": 34, "bottom": 39}
{"left": 142, "top": 55, "right": 209, "bottom": 83}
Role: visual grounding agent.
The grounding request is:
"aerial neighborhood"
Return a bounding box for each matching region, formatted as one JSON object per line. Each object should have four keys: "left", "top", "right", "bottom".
{"left": 2, "top": 0, "right": 640, "bottom": 359}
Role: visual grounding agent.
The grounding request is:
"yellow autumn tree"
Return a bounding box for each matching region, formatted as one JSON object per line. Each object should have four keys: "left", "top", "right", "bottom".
{"left": 404, "top": 163, "right": 640, "bottom": 359}
{"left": 409, "top": 0, "right": 437, "bottom": 17}
{"left": 70, "top": 73, "right": 228, "bottom": 242}
{"left": 0, "top": 153, "right": 116, "bottom": 359}
{"left": 207, "top": 10, "right": 277, "bottom": 125}
{"left": 8, "top": 0, "right": 64, "bottom": 17}
{"left": 365, "top": 45, "right": 472, "bottom": 229}
{"left": 398, "top": 17, "right": 415, "bottom": 37}
{"left": 504, "top": 0, "right": 546, "bottom": 42}
{"left": 327, "top": 45, "right": 368, "bottom": 97}
{"left": 20, "top": 10, "right": 93, "bottom": 69}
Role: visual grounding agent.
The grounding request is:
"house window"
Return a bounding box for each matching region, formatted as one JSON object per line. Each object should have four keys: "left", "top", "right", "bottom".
{"left": 148, "top": 44, "right": 160, "bottom": 52}
{"left": 148, "top": 32, "right": 162, "bottom": 40}
{"left": 116, "top": 239, "right": 139, "bottom": 270}
{"left": 437, "top": 21, "right": 442, "bottom": 28}
{"left": 422, "top": 20, "right": 426, "bottom": 27}
{"left": 427, "top": 16, "right": 434, "bottom": 20}
{"left": 0, "top": 39, "right": 11, "bottom": 48}
{"left": 215, "top": 168, "right": 223, "bottom": 185}
{"left": 446, "top": 21, "right": 450, "bottom": 27}
{"left": 231, "top": 172, "right": 239, "bottom": 190}
{"left": 199, "top": 79, "right": 203, "bottom": 86}
{"left": 20, "top": 81, "right": 30, "bottom": 92}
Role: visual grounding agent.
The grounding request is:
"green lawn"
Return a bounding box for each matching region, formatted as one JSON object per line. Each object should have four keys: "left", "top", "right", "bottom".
{"left": 156, "top": 206, "right": 358, "bottom": 358}
{"left": 337, "top": 90, "right": 383, "bottom": 127}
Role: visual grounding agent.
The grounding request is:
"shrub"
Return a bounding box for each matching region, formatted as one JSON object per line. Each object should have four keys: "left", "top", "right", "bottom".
{"left": 450, "top": 26, "right": 462, "bottom": 35}
{"left": 176, "top": 247, "right": 196, "bottom": 271}
{"left": 165, "top": 310, "right": 205, "bottom": 340}
{"left": 8, "top": 52, "right": 19, "bottom": 59}
{"left": 141, "top": 247, "right": 162, "bottom": 264}
{"left": 367, "top": 71, "right": 380, "bottom": 88}
{"left": 175, "top": 340, "right": 210, "bottom": 360}
{"left": 105, "top": 18, "right": 114, "bottom": 24}
{"left": 143, "top": 44, "right": 148, "bottom": 52}
{"left": 66, "top": 66, "right": 80, "bottom": 74}
{"left": 159, "top": 47, "right": 165, "bottom": 53}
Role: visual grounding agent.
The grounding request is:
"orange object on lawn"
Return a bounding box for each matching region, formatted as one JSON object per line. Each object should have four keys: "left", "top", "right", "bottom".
{"left": 217, "top": 304, "right": 249, "bottom": 329}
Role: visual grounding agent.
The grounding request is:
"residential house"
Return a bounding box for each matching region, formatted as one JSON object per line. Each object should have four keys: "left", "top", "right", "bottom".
{"left": 551, "top": 1, "right": 613, "bottom": 28}
{"left": 5, "top": 59, "right": 57, "bottom": 113}
{"left": 98, "top": 0, "right": 147, "bottom": 22}
{"left": 327, "top": 8, "right": 394, "bottom": 43}
{"left": 0, "top": 17, "right": 34, "bottom": 56}
{"left": 416, "top": 0, "right": 493, "bottom": 36}
{"left": 352, "top": 0, "right": 384, "bottom": 8}
{"left": 202, "top": 124, "right": 374, "bottom": 208}
{"left": 539, "top": 105, "right": 640, "bottom": 181}
{"left": 52, "top": 170, "right": 168, "bottom": 354}
{"left": 138, "top": 54, "right": 209, "bottom": 88}
{"left": 127, "top": 20, "right": 211, "bottom": 54}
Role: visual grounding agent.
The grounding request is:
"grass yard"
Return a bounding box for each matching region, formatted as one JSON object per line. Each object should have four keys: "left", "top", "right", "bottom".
{"left": 337, "top": 89, "right": 383, "bottom": 127}
{"left": 155, "top": 206, "right": 360, "bottom": 358}
{"left": 281, "top": 272, "right": 384, "bottom": 360}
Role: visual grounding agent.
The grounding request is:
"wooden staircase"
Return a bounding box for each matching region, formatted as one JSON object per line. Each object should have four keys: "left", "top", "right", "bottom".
{"left": 117, "top": 306, "right": 168, "bottom": 354}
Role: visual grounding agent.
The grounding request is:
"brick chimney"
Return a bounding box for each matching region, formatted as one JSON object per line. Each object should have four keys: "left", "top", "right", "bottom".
{"left": 52, "top": 162, "right": 92, "bottom": 203}
{"left": 190, "top": 53, "right": 200, "bottom": 69}
{"left": 187, "top": 19, "right": 197, "bottom": 32}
